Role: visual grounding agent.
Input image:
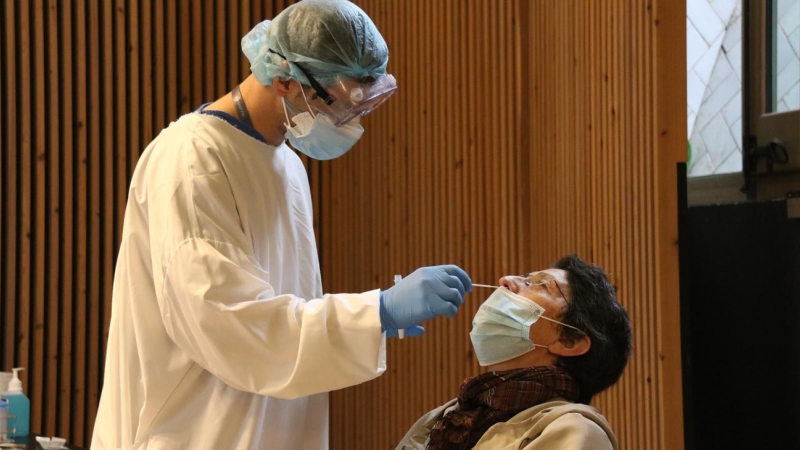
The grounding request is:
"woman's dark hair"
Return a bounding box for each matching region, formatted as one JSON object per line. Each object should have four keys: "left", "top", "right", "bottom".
{"left": 553, "top": 254, "right": 632, "bottom": 404}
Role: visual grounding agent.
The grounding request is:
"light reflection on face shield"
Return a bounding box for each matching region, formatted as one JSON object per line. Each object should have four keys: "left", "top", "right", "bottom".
{"left": 266, "top": 49, "right": 397, "bottom": 127}
{"left": 307, "top": 74, "right": 398, "bottom": 127}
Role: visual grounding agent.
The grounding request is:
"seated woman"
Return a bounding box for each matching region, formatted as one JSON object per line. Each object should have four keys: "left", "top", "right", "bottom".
{"left": 397, "top": 254, "right": 632, "bottom": 450}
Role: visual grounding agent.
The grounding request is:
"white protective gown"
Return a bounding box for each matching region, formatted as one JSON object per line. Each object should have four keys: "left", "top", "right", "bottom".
{"left": 92, "top": 109, "right": 387, "bottom": 449}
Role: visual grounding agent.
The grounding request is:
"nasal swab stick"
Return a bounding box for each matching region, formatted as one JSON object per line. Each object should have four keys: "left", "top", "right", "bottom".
{"left": 394, "top": 274, "right": 404, "bottom": 339}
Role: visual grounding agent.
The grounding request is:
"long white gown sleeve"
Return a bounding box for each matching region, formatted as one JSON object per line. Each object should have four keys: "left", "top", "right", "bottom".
{"left": 92, "top": 112, "right": 386, "bottom": 450}
{"left": 157, "top": 167, "right": 385, "bottom": 398}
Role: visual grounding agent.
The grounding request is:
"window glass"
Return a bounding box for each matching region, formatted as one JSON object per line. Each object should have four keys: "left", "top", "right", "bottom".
{"left": 687, "top": 0, "right": 744, "bottom": 177}
{"left": 769, "top": 0, "right": 800, "bottom": 113}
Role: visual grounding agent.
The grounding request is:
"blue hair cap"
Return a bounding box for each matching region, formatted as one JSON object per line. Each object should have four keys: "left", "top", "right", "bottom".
{"left": 241, "top": 0, "right": 389, "bottom": 87}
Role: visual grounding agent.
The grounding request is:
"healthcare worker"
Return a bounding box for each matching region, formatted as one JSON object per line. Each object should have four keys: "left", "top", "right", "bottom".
{"left": 91, "top": 1, "right": 472, "bottom": 449}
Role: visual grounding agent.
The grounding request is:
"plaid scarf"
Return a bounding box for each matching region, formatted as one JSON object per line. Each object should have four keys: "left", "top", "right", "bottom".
{"left": 426, "top": 366, "right": 580, "bottom": 450}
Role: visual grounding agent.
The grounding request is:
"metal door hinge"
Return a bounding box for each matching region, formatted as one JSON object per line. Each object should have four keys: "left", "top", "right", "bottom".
{"left": 742, "top": 137, "right": 790, "bottom": 197}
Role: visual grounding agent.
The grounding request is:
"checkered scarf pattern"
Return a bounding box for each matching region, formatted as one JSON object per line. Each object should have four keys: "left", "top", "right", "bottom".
{"left": 426, "top": 365, "right": 580, "bottom": 450}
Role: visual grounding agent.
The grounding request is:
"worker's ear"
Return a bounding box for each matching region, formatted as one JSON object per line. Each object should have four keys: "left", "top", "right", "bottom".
{"left": 549, "top": 335, "right": 591, "bottom": 357}
{"left": 272, "top": 78, "right": 293, "bottom": 97}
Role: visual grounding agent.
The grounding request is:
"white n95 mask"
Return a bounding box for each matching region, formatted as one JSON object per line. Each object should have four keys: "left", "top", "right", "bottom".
{"left": 469, "top": 287, "right": 547, "bottom": 366}
{"left": 282, "top": 90, "right": 364, "bottom": 160}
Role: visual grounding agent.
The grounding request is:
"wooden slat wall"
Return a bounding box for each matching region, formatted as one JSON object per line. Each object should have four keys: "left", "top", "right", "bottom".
{"left": 326, "top": 1, "right": 685, "bottom": 449}
{"left": 1, "top": 0, "right": 685, "bottom": 448}
{"left": 0, "top": 0, "right": 293, "bottom": 446}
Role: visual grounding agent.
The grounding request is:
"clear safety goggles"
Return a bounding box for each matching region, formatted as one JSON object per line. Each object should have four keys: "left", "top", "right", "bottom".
{"left": 271, "top": 50, "right": 397, "bottom": 127}
{"left": 307, "top": 73, "right": 398, "bottom": 127}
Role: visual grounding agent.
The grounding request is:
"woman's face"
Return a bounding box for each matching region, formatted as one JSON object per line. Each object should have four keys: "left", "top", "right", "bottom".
{"left": 498, "top": 269, "right": 571, "bottom": 347}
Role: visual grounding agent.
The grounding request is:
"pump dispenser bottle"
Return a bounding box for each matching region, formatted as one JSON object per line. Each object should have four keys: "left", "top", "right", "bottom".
{"left": 5, "top": 368, "right": 29, "bottom": 437}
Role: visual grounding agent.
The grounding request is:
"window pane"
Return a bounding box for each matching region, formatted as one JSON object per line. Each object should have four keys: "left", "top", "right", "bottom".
{"left": 769, "top": 0, "right": 800, "bottom": 113}
{"left": 687, "top": 0, "right": 743, "bottom": 177}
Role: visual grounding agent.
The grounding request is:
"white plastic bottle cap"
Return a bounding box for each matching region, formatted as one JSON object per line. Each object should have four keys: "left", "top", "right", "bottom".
{"left": 8, "top": 367, "right": 24, "bottom": 393}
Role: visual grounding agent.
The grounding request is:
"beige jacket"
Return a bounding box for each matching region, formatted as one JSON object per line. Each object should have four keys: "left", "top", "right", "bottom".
{"left": 396, "top": 399, "right": 618, "bottom": 450}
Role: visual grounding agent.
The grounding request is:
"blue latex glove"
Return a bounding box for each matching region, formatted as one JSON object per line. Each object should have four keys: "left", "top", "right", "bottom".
{"left": 379, "top": 265, "right": 473, "bottom": 333}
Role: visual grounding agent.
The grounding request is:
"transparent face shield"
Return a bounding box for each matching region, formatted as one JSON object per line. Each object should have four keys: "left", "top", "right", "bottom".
{"left": 306, "top": 74, "right": 398, "bottom": 127}
{"left": 269, "top": 49, "right": 397, "bottom": 127}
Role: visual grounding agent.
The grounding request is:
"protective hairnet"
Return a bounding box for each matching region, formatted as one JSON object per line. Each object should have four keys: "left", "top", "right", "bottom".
{"left": 241, "top": 0, "right": 389, "bottom": 87}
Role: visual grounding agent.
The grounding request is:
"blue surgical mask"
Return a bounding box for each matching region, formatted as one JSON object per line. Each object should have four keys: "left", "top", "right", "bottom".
{"left": 282, "top": 91, "right": 364, "bottom": 160}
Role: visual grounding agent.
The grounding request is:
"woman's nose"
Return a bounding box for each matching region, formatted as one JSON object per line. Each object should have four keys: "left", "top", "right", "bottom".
{"left": 498, "top": 275, "right": 523, "bottom": 293}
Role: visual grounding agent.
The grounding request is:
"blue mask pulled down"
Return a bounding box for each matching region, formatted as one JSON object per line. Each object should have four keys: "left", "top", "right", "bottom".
{"left": 469, "top": 288, "right": 546, "bottom": 366}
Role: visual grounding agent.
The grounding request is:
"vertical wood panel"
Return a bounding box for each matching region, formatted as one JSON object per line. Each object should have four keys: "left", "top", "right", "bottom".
{"left": 166, "top": 1, "right": 178, "bottom": 121}
{"left": 216, "top": 0, "right": 227, "bottom": 94}
{"left": 203, "top": 0, "right": 214, "bottom": 101}
{"left": 101, "top": 0, "right": 115, "bottom": 356}
{"left": 2, "top": 0, "right": 19, "bottom": 375}
{"left": 73, "top": 0, "right": 87, "bottom": 441}
{"left": 115, "top": 0, "right": 128, "bottom": 250}
{"left": 57, "top": 0, "right": 74, "bottom": 438}
{"left": 45, "top": 0, "right": 60, "bottom": 433}
{"left": 128, "top": 0, "right": 140, "bottom": 175}
{"left": 86, "top": 0, "right": 102, "bottom": 438}
{"left": 17, "top": 0, "right": 33, "bottom": 435}
{"left": 177, "top": 0, "right": 190, "bottom": 114}
{"left": 654, "top": 1, "right": 686, "bottom": 449}
{"left": 31, "top": 0, "right": 46, "bottom": 434}
{"left": 153, "top": 0, "right": 165, "bottom": 140}
{"left": 0, "top": 5, "right": 5, "bottom": 374}
{"left": 140, "top": 0, "right": 151, "bottom": 150}
{"left": 229, "top": 0, "right": 240, "bottom": 87}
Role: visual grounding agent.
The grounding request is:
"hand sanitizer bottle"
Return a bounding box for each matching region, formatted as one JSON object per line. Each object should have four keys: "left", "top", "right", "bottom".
{"left": 6, "top": 368, "right": 29, "bottom": 437}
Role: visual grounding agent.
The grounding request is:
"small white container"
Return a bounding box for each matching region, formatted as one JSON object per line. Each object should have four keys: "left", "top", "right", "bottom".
{"left": 0, "top": 398, "right": 8, "bottom": 442}
{"left": 36, "top": 436, "right": 69, "bottom": 449}
{"left": 0, "top": 372, "right": 11, "bottom": 394}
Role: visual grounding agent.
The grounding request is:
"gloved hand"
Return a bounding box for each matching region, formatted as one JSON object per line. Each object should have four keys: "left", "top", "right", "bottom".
{"left": 379, "top": 265, "right": 472, "bottom": 333}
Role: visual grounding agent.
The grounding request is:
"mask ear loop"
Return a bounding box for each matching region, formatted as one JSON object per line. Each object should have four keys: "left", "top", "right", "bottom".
{"left": 532, "top": 316, "right": 588, "bottom": 355}
{"left": 281, "top": 98, "right": 293, "bottom": 128}
{"left": 299, "top": 87, "right": 316, "bottom": 119}
{"left": 538, "top": 315, "right": 586, "bottom": 334}
{"left": 282, "top": 83, "right": 317, "bottom": 128}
